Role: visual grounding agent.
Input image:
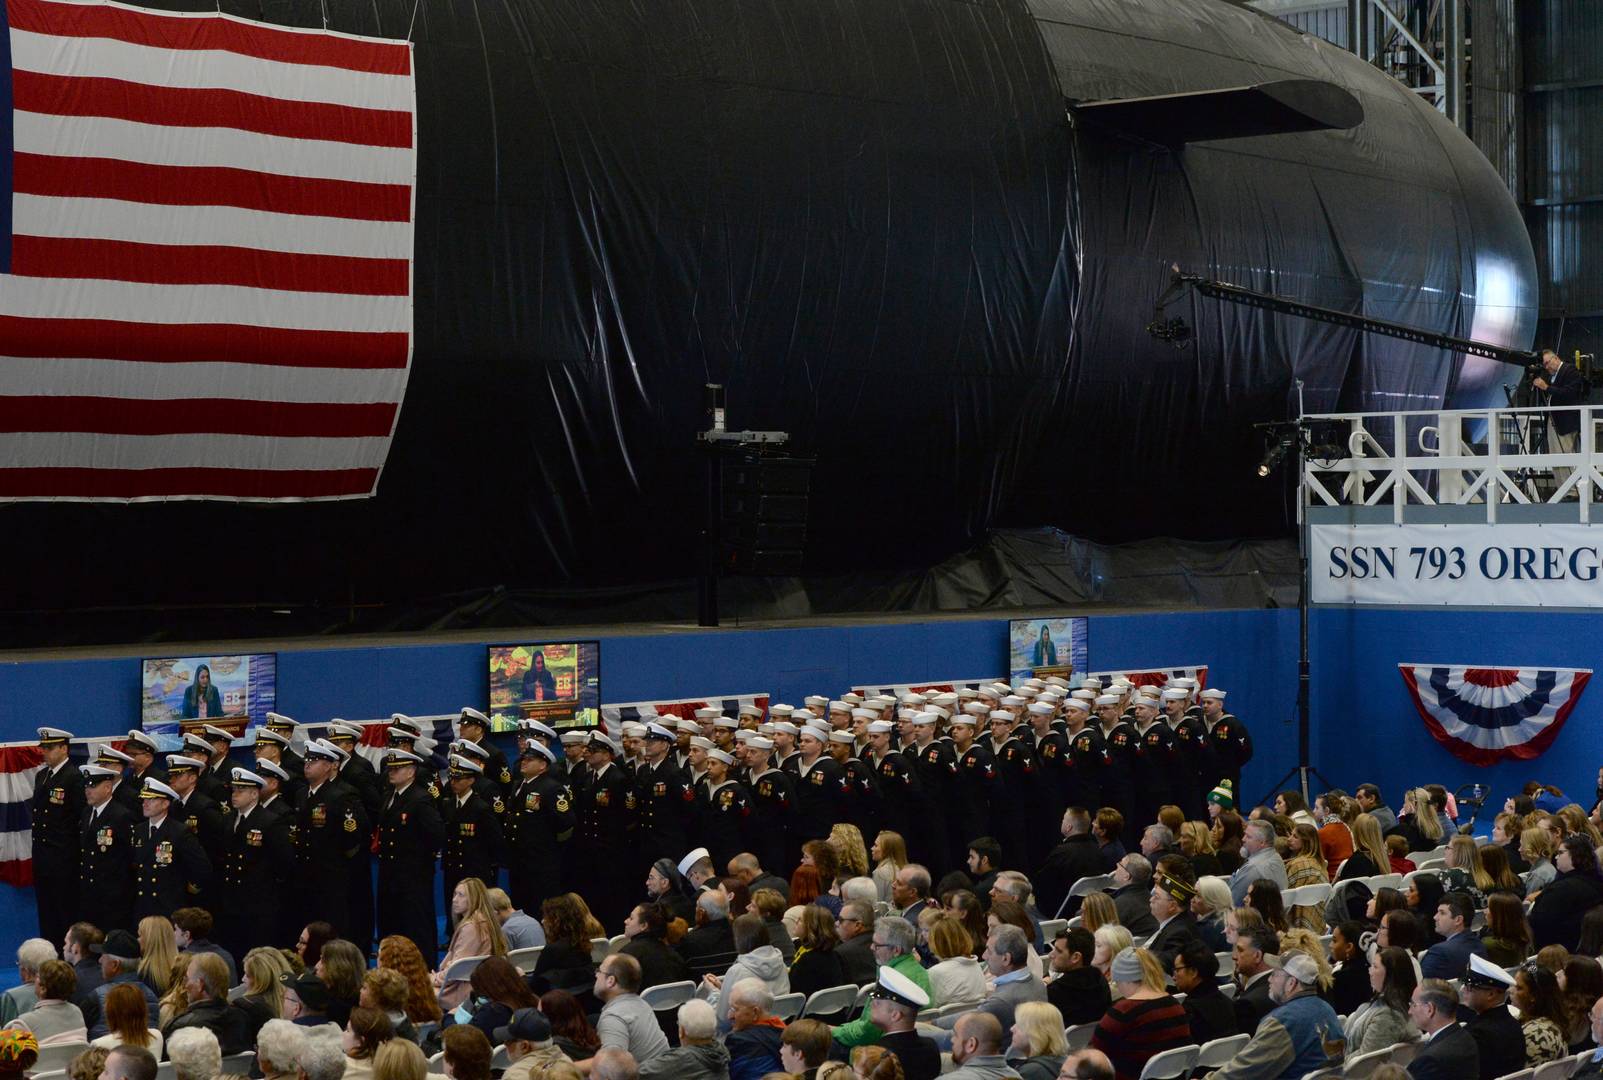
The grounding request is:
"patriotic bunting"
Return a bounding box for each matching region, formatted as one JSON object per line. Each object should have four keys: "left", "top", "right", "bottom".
{"left": 1399, "top": 663, "right": 1593, "bottom": 765}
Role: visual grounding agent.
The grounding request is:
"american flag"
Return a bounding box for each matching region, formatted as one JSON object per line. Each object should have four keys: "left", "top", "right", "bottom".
{"left": 0, "top": 0, "right": 414, "bottom": 501}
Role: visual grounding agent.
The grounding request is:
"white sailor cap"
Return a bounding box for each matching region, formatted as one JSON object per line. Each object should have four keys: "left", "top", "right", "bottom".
{"left": 1001, "top": 695, "right": 1027, "bottom": 707}
{"left": 1111, "top": 678, "right": 1134, "bottom": 690}
{"left": 740, "top": 703, "right": 765, "bottom": 717}
{"left": 201, "top": 725, "right": 234, "bottom": 742}
{"left": 80, "top": 763, "right": 119, "bottom": 781}
{"left": 748, "top": 736, "right": 774, "bottom": 751}
{"left": 871, "top": 965, "right": 930, "bottom": 1010}
{"left": 792, "top": 709, "right": 817, "bottom": 724}
{"left": 390, "top": 713, "right": 423, "bottom": 734}
{"left": 1016, "top": 688, "right": 1039, "bottom": 699}
{"left": 139, "top": 777, "right": 180, "bottom": 801}
{"left": 1064, "top": 697, "right": 1091, "bottom": 713}
{"left": 459, "top": 707, "right": 492, "bottom": 728}
{"left": 804, "top": 696, "right": 828, "bottom": 709}
{"left": 841, "top": 693, "right": 864, "bottom": 706}
{"left": 932, "top": 693, "right": 958, "bottom": 707}
{"left": 230, "top": 767, "right": 268, "bottom": 788}
{"left": 165, "top": 754, "right": 205, "bottom": 773}
{"left": 254, "top": 759, "right": 290, "bottom": 782}
{"left": 770, "top": 721, "right": 799, "bottom": 735}
{"left": 448, "top": 754, "right": 484, "bottom": 776}
{"left": 1161, "top": 688, "right": 1189, "bottom": 701}
{"left": 645, "top": 722, "right": 677, "bottom": 742}
{"left": 1023, "top": 679, "right": 1045, "bottom": 690}
{"left": 897, "top": 709, "right": 920, "bottom": 722}
{"left": 798, "top": 725, "right": 828, "bottom": 743}
{"left": 523, "top": 741, "right": 558, "bottom": 764}
{"left": 125, "top": 730, "right": 160, "bottom": 754}
{"left": 1044, "top": 677, "right": 1070, "bottom": 689}
{"left": 695, "top": 708, "right": 721, "bottom": 720}
{"left": 1027, "top": 702, "right": 1054, "bottom": 716}
{"left": 911, "top": 711, "right": 938, "bottom": 726}
{"left": 870, "top": 696, "right": 897, "bottom": 707}
{"left": 1095, "top": 694, "right": 1121, "bottom": 706}
{"left": 1071, "top": 689, "right": 1097, "bottom": 702}
{"left": 620, "top": 722, "right": 648, "bottom": 738}
{"left": 957, "top": 688, "right": 979, "bottom": 700}
{"left": 386, "top": 726, "right": 420, "bottom": 743}
{"left": 925, "top": 706, "right": 950, "bottom": 721}
{"left": 827, "top": 730, "right": 856, "bottom": 744}
{"left": 1463, "top": 953, "right": 1516, "bottom": 989}
{"left": 866, "top": 720, "right": 894, "bottom": 735}
{"left": 735, "top": 730, "right": 756, "bottom": 743}
{"left": 900, "top": 694, "right": 924, "bottom": 706}
{"left": 453, "top": 739, "right": 489, "bottom": 761}
{"left": 829, "top": 701, "right": 852, "bottom": 713}
{"left": 181, "top": 733, "right": 212, "bottom": 754}
{"left": 1080, "top": 678, "right": 1103, "bottom": 690}
{"left": 1201, "top": 688, "right": 1226, "bottom": 701}
{"left": 303, "top": 740, "right": 343, "bottom": 762}
{"left": 689, "top": 736, "right": 715, "bottom": 751}
{"left": 852, "top": 708, "right": 878, "bottom": 721}
{"left": 327, "top": 721, "right": 363, "bottom": 740}
{"left": 521, "top": 719, "right": 560, "bottom": 740}
{"left": 921, "top": 690, "right": 941, "bottom": 702}
{"left": 989, "top": 682, "right": 1013, "bottom": 695}
{"left": 962, "top": 702, "right": 990, "bottom": 717}
{"left": 757, "top": 724, "right": 775, "bottom": 736}
{"left": 677, "top": 847, "right": 711, "bottom": 876}
{"left": 559, "top": 731, "right": 588, "bottom": 745}
{"left": 708, "top": 748, "right": 735, "bottom": 765}
{"left": 769, "top": 704, "right": 795, "bottom": 717}
{"left": 713, "top": 716, "right": 740, "bottom": 729}
{"left": 675, "top": 719, "right": 702, "bottom": 734}
{"left": 988, "top": 709, "right": 1014, "bottom": 722}
{"left": 382, "top": 747, "right": 424, "bottom": 768}
{"left": 587, "top": 732, "right": 621, "bottom": 755}
{"left": 950, "top": 713, "right": 978, "bottom": 727}
{"left": 635, "top": 709, "right": 660, "bottom": 723}
{"left": 96, "top": 746, "right": 134, "bottom": 766}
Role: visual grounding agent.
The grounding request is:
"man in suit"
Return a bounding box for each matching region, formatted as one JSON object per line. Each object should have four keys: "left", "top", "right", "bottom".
{"left": 1460, "top": 955, "right": 1525, "bottom": 1080}
{"left": 1036, "top": 807, "right": 1109, "bottom": 919}
{"left": 78, "top": 762, "right": 137, "bottom": 935}
{"left": 1231, "top": 926, "right": 1279, "bottom": 1034}
{"left": 833, "top": 901, "right": 878, "bottom": 986}
{"left": 1420, "top": 892, "right": 1486, "bottom": 980}
{"left": 676, "top": 888, "right": 738, "bottom": 980}
{"left": 31, "top": 726, "right": 83, "bottom": 947}
{"left": 1534, "top": 347, "right": 1587, "bottom": 488}
{"left": 1108, "top": 854, "right": 1157, "bottom": 936}
{"left": 1407, "top": 978, "right": 1479, "bottom": 1079}
{"left": 376, "top": 747, "right": 446, "bottom": 964}
{"left": 1144, "top": 875, "right": 1199, "bottom": 973}
{"left": 890, "top": 863, "right": 933, "bottom": 924}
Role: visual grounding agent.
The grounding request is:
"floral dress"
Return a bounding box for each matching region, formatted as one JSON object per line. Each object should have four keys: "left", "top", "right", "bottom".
{"left": 1524, "top": 1017, "right": 1569, "bottom": 1066}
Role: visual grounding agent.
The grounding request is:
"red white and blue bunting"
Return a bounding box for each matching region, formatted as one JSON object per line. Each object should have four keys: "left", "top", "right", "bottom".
{"left": 1398, "top": 663, "right": 1593, "bottom": 765}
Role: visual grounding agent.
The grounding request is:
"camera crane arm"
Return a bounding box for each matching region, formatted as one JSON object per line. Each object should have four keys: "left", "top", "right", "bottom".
{"left": 1148, "top": 267, "right": 1538, "bottom": 369}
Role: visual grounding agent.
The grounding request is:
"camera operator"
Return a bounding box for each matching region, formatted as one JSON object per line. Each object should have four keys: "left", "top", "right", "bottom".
{"left": 1533, "top": 348, "right": 1585, "bottom": 485}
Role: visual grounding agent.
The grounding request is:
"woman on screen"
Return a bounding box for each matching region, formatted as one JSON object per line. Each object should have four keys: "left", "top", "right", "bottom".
{"left": 522, "top": 651, "right": 558, "bottom": 702}
{"left": 1031, "top": 626, "right": 1057, "bottom": 668}
{"left": 181, "top": 664, "right": 223, "bottom": 720}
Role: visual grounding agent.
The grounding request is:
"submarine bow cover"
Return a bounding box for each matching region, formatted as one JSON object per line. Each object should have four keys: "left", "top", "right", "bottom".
{"left": 0, "top": 0, "right": 1537, "bottom": 631}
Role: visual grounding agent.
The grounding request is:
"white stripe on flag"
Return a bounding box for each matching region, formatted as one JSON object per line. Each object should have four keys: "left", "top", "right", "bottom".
{"left": 0, "top": 357, "right": 408, "bottom": 403}
{"left": 0, "top": 276, "right": 411, "bottom": 332}
{"left": 0, "top": 431, "right": 393, "bottom": 469}
{"left": 14, "top": 113, "right": 412, "bottom": 185}
{"left": 13, "top": 194, "right": 413, "bottom": 259}
{"left": 10, "top": 28, "right": 416, "bottom": 112}
{"left": 0, "top": 831, "right": 31, "bottom": 865}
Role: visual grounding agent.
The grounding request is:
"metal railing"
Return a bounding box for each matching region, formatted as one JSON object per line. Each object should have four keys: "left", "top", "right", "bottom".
{"left": 1300, "top": 404, "right": 1603, "bottom": 523}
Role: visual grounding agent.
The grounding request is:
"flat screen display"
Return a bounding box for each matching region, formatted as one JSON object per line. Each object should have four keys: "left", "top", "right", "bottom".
{"left": 488, "top": 641, "right": 601, "bottom": 731}
{"left": 140, "top": 653, "right": 278, "bottom": 748}
{"left": 1008, "top": 617, "right": 1088, "bottom": 683}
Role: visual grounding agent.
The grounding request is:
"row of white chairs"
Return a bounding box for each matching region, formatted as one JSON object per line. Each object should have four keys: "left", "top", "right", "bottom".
{"left": 1491, "top": 1049, "right": 1599, "bottom": 1080}
{"left": 30, "top": 1048, "right": 254, "bottom": 1080}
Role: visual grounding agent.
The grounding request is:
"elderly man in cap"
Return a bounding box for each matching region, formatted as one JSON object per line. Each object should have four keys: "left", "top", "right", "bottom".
{"left": 441, "top": 752, "right": 503, "bottom": 910}
{"left": 1202, "top": 952, "right": 1339, "bottom": 1080}
{"left": 31, "top": 726, "right": 83, "bottom": 947}
{"left": 632, "top": 722, "right": 696, "bottom": 879}
{"left": 294, "top": 740, "right": 368, "bottom": 939}
{"left": 131, "top": 776, "right": 211, "bottom": 920}
{"left": 1459, "top": 954, "right": 1524, "bottom": 1080}
{"left": 835, "top": 967, "right": 940, "bottom": 1080}
{"left": 1145, "top": 873, "right": 1200, "bottom": 973}
{"left": 78, "top": 761, "right": 137, "bottom": 934}
{"left": 505, "top": 740, "right": 574, "bottom": 913}
{"left": 377, "top": 746, "right": 446, "bottom": 962}
{"left": 495, "top": 1007, "right": 569, "bottom": 1080}
{"left": 574, "top": 731, "right": 634, "bottom": 929}
{"left": 217, "top": 767, "right": 294, "bottom": 960}
{"left": 87, "top": 929, "right": 159, "bottom": 1039}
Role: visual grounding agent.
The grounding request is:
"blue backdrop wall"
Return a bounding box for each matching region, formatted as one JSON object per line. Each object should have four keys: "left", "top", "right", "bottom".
{"left": 12, "top": 603, "right": 1595, "bottom": 959}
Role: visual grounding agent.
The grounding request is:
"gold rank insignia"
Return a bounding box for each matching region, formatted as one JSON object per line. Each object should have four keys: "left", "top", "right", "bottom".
{"left": 186, "top": 816, "right": 198, "bottom": 831}
{"left": 555, "top": 793, "right": 570, "bottom": 812}
{"left": 500, "top": 769, "right": 512, "bottom": 784}
{"left": 492, "top": 797, "right": 505, "bottom": 813}
{"left": 625, "top": 792, "right": 637, "bottom": 810}
{"left": 343, "top": 810, "right": 358, "bottom": 833}
{"left": 428, "top": 782, "right": 440, "bottom": 798}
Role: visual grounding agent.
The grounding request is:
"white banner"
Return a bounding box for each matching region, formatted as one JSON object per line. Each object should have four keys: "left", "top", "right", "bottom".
{"left": 1311, "top": 522, "right": 1603, "bottom": 607}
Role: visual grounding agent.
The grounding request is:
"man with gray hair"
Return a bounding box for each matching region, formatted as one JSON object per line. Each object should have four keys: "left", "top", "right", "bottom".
{"left": 701, "top": 913, "right": 789, "bottom": 1034}
{"left": 295, "top": 1022, "right": 347, "bottom": 1080}
{"left": 890, "top": 864, "right": 933, "bottom": 923}
{"left": 946, "top": 1013, "right": 1021, "bottom": 1080}
{"left": 932, "top": 925, "right": 1046, "bottom": 1037}
{"left": 98, "top": 1046, "right": 157, "bottom": 1080}
{"left": 88, "top": 930, "right": 158, "bottom": 1039}
{"left": 1109, "top": 854, "right": 1156, "bottom": 935}
{"left": 840, "top": 877, "right": 877, "bottom": 905}
{"left": 676, "top": 887, "right": 737, "bottom": 980}
{"left": 167, "top": 1026, "right": 222, "bottom": 1080}
{"left": 1, "top": 938, "right": 57, "bottom": 1023}
{"left": 991, "top": 872, "right": 1045, "bottom": 951}
{"left": 256, "top": 1018, "right": 307, "bottom": 1080}
{"left": 832, "top": 917, "right": 932, "bottom": 1049}
{"left": 1228, "top": 819, "right": 1287, "bottom": 906}
{"left": 725, "top": 979, "right": 784, "bottom": 1080}
{"left": 1139, "top": 824, "right": 1175, "bottom": 861}
{"left": 834, "top": 900, "right": 878, "bottom": 985}
{"left": 637, "top": 999, "right": 728, "bottom": 1080}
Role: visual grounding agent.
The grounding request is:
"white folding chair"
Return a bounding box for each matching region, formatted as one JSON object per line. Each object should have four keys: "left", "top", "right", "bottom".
{"left": 589, "top": 937, "right": 611, "bottom": 964}
{"left": 802, "top": 984, "right": 861, "bottom": 1020}
{"left": 1194, "top": 1033, "right": 1249, "bottom": 1070}
{"left": 1064, "top": 1022, "right": 1096, "bottom": 1050}
{"left": 491, "top": 1046, "right": 510, "bottom": 1070}
{"left": 855, "top": 984, "right": 875, "bottom": 1009}
{"left": 608, "top": 934, "right": 628, "bottom": 954}
{"left": 30, "top": 1072, "right": 66, "bottom": 1080}
{"left": 1037, "top": 918, "right": 1067, "bottom": 943}
{"left": 441, "top": 953, "right": 488, "bottom": 982}
{"left": 1057, "top": 874, "right": 1116, "bottom": 917}
{"left": 1214, "top": 950, "right": 1235, "bottom": 977}
{"left": 771, "top": 992, "right": 805, "bottom": 1021}
{"left": 32, "top": 1042, "right": 89, "bottom": 1075}
{"left": 641, "top": 980, "right": 696, "bottom": 1013}
{"left": 1281, "top": 883, "right": 1333, "bottom": 908}
{"left": 427, "top": 1051, "right": 447, "bottom": 1075}
{"left": 1219, "top": 981, "right": 1237, "bottom": 999}
{"left": 1531, "top": 1059, "right": 1574, "bottom": 1080}
{"left": 154, "top": 1063, "right": 177, "bottom": 1080}
{"left": 507, "top": 945, "right": 544, "bottom": 973}
{"left": 1136, "top": 1044, "right": 1198, "bottom": 1079}
{"left": 1342, "top": 1045, "right": 1396, "bottom": 1078}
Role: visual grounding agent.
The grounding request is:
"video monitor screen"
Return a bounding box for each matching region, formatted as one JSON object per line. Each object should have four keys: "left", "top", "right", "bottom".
{"left": 1008, "top": 617, "right": 1089, "bottom": 683}
{"left": 140, "top": 653, "right": 278, "bottom": 748}
{"left": 488, "top": 642, "right": 601, "bottom": 732}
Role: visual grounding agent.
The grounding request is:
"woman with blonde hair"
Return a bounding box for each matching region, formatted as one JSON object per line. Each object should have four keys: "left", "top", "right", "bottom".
{"left": 1006, "top": 1001, "right": 1068, "bottom": 1080}
{"left": 377, "top": 936, "right": 443, "bottom": 1026}
{"left": 1177, "top": 821, "right": 1221, "bottom": 879}
{"left": 1283, "top": 824, "right": 1329, "bottom": 933}
{"left": 240, "top": 948, "right": 289, "bottom": 1020}
{"left": 1278, "top": 928, "right": 1335, "bottom": 992}
{"left": 1441, "top": 836, "right": 1494, "bottom": 906}
{"left": 925, "top": 917, "right": 985, "bottom": 1008}
{"left": 435, "top": 878, "right": 508, "bottom": 1011}
{"left": 1090, "top": 926, "right": 1133, "bottom": 982}
{"left": 1079, "top": 892, "right": 1119, "bottom": 933}
{"left": 1399, "top": 788, "right": 1443, "bottom": 849}
{"left": 1557, "top": 804, "right": 1602, "bottom": 847}
{"left": 870, "top": 832, "right": 908, "bottom": 902}
{"left": 1340, "top": 814, "right": 1390, "bottom": 881}
{"left": 156, "top": 955, "right": 191, "bottom": 1028}
{"left": 371, "top": 1036, "right": 427, "bottom": 1080}
{"left": 1224, "top": 906, "right": 1264, "bottom": 946}
{"left": 137, "top": 917, "right": 178, "bottom": 995}
{"left": 1522, "top": 827, "right": 1558, "bottom": 893}
{"left": 851, "top": 1044, "right": 903, "bottom": 1080}
{"left": 829, "top": 824, "right": 870, "bottom": 881}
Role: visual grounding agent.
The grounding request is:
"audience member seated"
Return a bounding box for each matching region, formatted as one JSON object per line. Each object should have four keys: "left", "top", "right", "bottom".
{"left": 280, "top": 972, "right": 330, "bottom": 1028}
{"left": 1405, "top": 978, "right": 1479, "bottom": 1079}
{"left": 1419, "top": 891, "right": 1485, "bottom": 979}
{"left": 1532, "top": 837, "right": 1603, "bottom": 950}
{"left": 729, "top": 854, "right": 790, "bottom": 903}
{"left": 88, "top": 931, "right": 158, "bottom": 1041}
{"left": 644, "top": 860, "right": 695, "bottom": 926}
{"left": 1229, "top": 927, "right": 1278, "bottom": 1034}
{"left": 489, "top": 888, "right": 548, "bottom": 951}
{"left": 435, "top": 880, "right": 507, "bottom": 1012}
{"left": 676, "top": 889, "right": 738, "bottom": 981}
{"left": 1190, "top": 877, "right": 1232, "bottom": 953}
{"left": 752, "top": 889, "right": 797, "bottom": 963}
{"left": 340, "top": 1006, "right": 393, "bottom": 1080}
{"left": 1325, "top": 921, "right": 1370, "bottom": 1016}
{"left": 1342, "top": 946, "right": 1416, "bottom": 1057}
{"left": 700, "top": 914, "right": 789, "bottom": 1035}
{"left": 844, "top": 969, "right": 939, "bottom": 1080}
{"left": 541, "top": 990, "right": 600, "bottom": 1062}
{"left": 533, "top": 894, "right": 600, "bottom": 996}
{"left": 1035, "top": 809, "right": 1106, "bottom": 918}
{"left": 6, "top": 958, "right": 84, "bottom": 1045}
{"left": 834, "top": 902, "right": 879, "bottom": 987}
{"left": 831, "top": 918, "right": 929, "bottom": 1052}
{"left": 377, "top": 936, "right": 442, "bottom": 1033}
{"left": 890, "top": 865, "right": 934, "bottom": 924}
{"left": 723, "top": 980, "right": 788, "bottom": 1080}
{"left": 788, "top": 906, "right": 846, "bottom": 1001}
{"left": 1045, "top": 928, "right": 1107, "bottom": 1028}
{"left": 1005, "top": 1002, "right": 1066, "bottom": 1080}
{"left": 1171, "top": 943, "right": 1235, "bottom": 1045}
{"left": 458, "top": 956, "right": 538, "bottom": 1042}
{"left": 495, "top": 1007, "right": 572, "bottom": 1080}
{"left": 929, "top": 925, "right": 1045, "bottom": 1038}
{"left": 166, "top": 1026, "right": 221, "bottom": 1080}
{"left": 161, "top": 953, "right": 250, "bottom": 1055}
{"left": 1459, "top": 955, "right": 1525, "bottom": 1080}
{"left": 637, "top": 1000, "right": 728, "bottom": 1080}
{"left": 172, "top": 909, "right": 236, "bottom": 990}
{"left": 255, "top": 1019, "right": 306, "bottom": 1080}
{"left": 1106, "top": 856, "right": 1156, "bottom": 937}
{"left": 1, "top": 940, "right": 55, "bottom": 1026}
{"left": 440, "top": 1024, "right": 493, "bottom": 1080}
{"left": 1089, "top": 948, "right": 1189, "bottom": 1080}
{"left": 359, "top": 969, "right": 418, "bottom": 1046}
{"left": 1143, "top": 877, "right": 1198, "bottom": 972}
{"left": 619, "top": 904, "right": 690, "bottom": 991}
{"left": 1228, "top": 822, "right": 1287, "bottom": 907}
{"left": 1282, "top": 824, "right": 1329, "bottom": 933}
{"left": 1513, "top": 965, "right": 1570, "bottom": 1068}
{"left": 944, "top": 1012, "right": 1016, "bottom": 1080}
{"left": 588, "top": 954, "right": 668, "bottom": 1069}
{"left": 1313, "top": 793, "right": 1354, "bottom": 878}
{"left": 925, "top": 918, "right": 985, "bottom": 1009}
{"left": 91, "top": 983, "right": 164, "bottom": 1059}
{"left": 1202, "top": 953, "right": 1338, "bottom": 1080}
{"left": 779, "top": 1018, "right": 830, "bottom": 1080}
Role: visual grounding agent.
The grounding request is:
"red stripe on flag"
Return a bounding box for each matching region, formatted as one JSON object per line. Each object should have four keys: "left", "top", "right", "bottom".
{"left": 0, "top": 397, "right": 399, "bottom": 437}
{"left": 0, "top": 315, "right": 409, "bottom": 369}
{"left": 13, "top": 71, "right": 412, "bottom": 148}
{"left": 7, "top": 0, "right": 412, "bottom": 76}
{"left": 0, "top": 466, "right": 380, "bottom": 498}
{"left": 14, "top": 153, "right": 411, "bottom": 222}
{"left": 11, "top": 235, "right": 410, "bottom": 295}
